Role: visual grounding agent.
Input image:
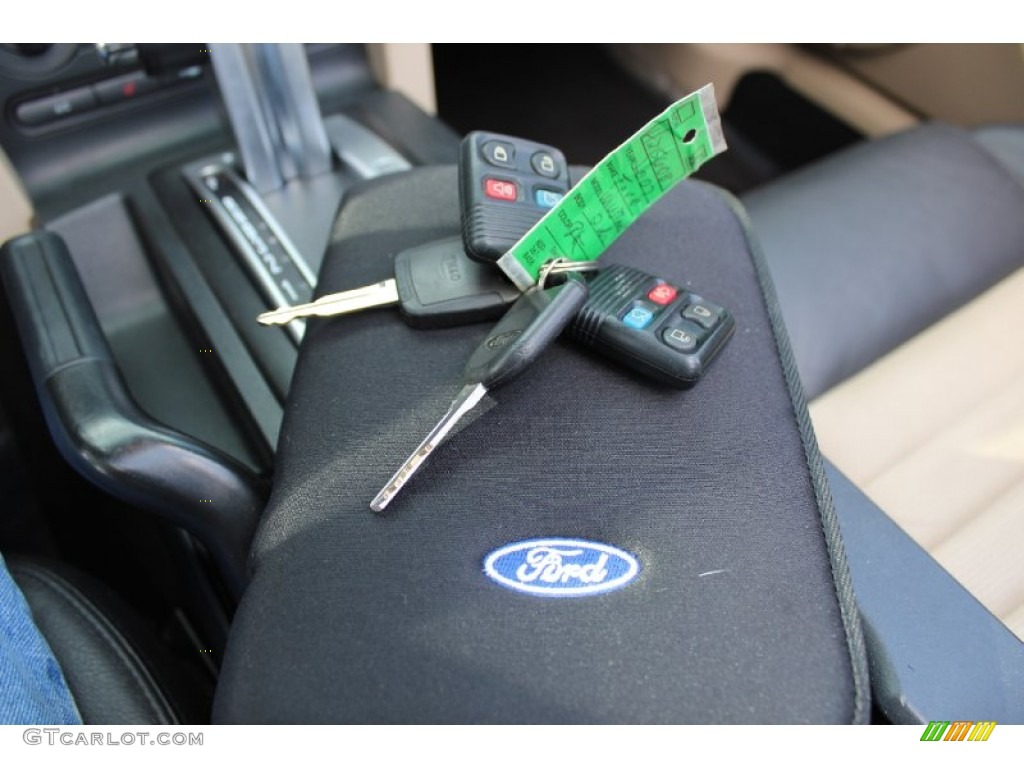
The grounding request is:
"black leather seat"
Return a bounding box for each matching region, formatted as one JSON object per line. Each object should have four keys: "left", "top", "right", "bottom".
{"left": 743, "top": 122, "right": 1024, "bottom": 399}
{"left": 741, "top": 121, "right": 1024, "bottom": 722}
{"left": 8, "top": 557, "right": 210, "bottom": 724}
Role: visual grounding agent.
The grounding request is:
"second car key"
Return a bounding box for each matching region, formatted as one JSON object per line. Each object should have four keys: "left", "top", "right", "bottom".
{"left": 370, "top": 272, "right": 589, "bottom": 512}
{"left": 257, "top": 236, "right": 521, "bottom": 329}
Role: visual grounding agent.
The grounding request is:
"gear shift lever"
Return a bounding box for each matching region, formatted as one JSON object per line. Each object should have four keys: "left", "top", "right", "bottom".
{"left": 208, "top": 44, "right": 333, "bottom": 193}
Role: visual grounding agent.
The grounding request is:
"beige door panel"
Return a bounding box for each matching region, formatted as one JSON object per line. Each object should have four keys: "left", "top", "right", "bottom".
{"left": 828, "top": 44, "right": 1024, "bottom": 127}
{"left": 0, "top": 148, "right": 33, "bottom": 242}
{"left": 366, "top": 43, "right": 437, "bottom": 115}
{"left": 609, "top": 43, "right": 918, "bottom": 138}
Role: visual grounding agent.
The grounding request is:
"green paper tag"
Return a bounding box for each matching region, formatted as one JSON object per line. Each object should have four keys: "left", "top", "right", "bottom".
{"left": 497, "top": 84, "right": 727, "bottom": 290}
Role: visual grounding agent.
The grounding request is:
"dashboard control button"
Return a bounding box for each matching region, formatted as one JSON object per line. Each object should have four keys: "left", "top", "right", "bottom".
{"left": 93, "top": 71, "right": 158, "bottom": 105}
{"left": 16, "top": 86, "right": 97, "bottom": 126}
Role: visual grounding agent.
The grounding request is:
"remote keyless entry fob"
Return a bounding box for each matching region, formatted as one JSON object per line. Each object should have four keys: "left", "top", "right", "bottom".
{"left": 571, "top": 264, "right": 735, "bottom": 388}
{"left": 459, "top": 131, "right": 571, "bottom": 264}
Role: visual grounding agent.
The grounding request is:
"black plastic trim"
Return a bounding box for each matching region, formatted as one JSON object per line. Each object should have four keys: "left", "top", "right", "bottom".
{"left": 126, "top": 186, "right": 285, "bottom": 455}
{"left": 148, "top": 166, "right": 298, "bottom": 403}
{"left": 0, "top": 232, "right": 267, "bottom": 598}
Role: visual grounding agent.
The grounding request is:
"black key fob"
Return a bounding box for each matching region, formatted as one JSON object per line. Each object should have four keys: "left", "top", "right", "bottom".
{"left": 394, "top": 237, "right": 521, "bottom": 329}
{"left": 463, "top": 272, "right": 589, "bottom": 389}
{"left": 459, "top": 131, "right": 571, "bottom": 264}
{"left": 571, "top": 264, "right": 735, "bottom": 388}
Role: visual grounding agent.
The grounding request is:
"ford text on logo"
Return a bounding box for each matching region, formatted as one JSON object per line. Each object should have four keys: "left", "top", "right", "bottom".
{"left": 485, "top": 330, "right": 522, "bottom": 349}
{"left": 484, "top": 538, "right": 640, "bottom": 597}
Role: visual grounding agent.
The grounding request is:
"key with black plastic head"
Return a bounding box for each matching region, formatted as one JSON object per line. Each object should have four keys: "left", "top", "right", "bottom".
{"left": 257, "top": 236, "right": 521, "bottom": 329}
{"left": 370, "top": 272, "right": 589, "bottom": 512}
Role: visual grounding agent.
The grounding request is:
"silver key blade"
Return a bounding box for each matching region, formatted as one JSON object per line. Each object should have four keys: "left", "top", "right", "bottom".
{"left": 257, "top": 279, "right": 400, "bottom": 325}
{"left": 370, "top": 382, "right": 488, "bottom": 513}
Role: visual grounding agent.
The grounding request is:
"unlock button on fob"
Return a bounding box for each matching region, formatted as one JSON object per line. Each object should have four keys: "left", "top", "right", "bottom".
{"left": 682, "top": 301, "right": 721, "bottom": 329}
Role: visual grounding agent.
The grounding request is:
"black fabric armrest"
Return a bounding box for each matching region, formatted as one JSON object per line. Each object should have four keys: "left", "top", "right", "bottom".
{"left": 215, "top": 169, "right": 869, "bottom": 723}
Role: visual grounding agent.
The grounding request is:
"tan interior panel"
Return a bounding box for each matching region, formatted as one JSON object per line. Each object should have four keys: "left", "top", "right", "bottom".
{"left": 610, "top": 43, "right": 918, "bottom": 138}
{"left": 810, "top": 268, "right": 1024, "bottom": 640}
{"left": 366, "top": 43, "right": 437, "bottom": 115}
{"left": 829, "top": 44, "right": 1024, "bottom": 127}
{"left": 934, "top": 481, "right": 1024, "bottom": 629}
{"left": 0, "top": 148, "right": 33, "bottom": 242}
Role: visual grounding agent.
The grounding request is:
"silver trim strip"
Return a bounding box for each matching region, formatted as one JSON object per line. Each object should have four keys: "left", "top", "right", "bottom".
{"left": 185, "top": 159, "right": 317, "bottom": 343}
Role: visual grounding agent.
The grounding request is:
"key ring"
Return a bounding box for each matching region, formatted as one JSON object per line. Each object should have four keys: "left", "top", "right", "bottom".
{"left": 537, "top": 258, "right": 601, "bottom": 289}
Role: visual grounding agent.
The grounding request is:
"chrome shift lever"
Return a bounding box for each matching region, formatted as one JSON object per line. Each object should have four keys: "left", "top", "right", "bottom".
{"left": 209, "top": 44, "right": 333, "bottom": 193}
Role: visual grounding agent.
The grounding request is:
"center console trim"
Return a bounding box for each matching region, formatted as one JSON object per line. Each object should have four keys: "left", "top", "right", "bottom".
{"left": 184, "top": 156, "right": 316, "bottom": 343}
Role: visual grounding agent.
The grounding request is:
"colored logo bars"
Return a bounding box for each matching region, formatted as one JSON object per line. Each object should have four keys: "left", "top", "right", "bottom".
{"left": 920, "top": 721, "right": 996, "bottom": 742}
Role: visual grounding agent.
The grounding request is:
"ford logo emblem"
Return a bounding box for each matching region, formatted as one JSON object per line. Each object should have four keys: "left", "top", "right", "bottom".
{"left": 483, "top": 538, "right": 640, "bottom": 597}
{"left": 485, "top": 330, "right": 522, "bottom": 349}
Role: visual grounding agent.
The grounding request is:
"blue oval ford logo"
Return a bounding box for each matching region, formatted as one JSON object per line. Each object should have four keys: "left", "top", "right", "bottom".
{"left": 483, "top": 538, "right": 640, "bottom": 597}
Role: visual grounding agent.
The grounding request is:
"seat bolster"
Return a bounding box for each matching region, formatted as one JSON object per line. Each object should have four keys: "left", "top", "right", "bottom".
{"left": 9, "top": 559, "right": 180, "bottom": 725}
{"left": 974, "top": 124, "right": 1024, "bottom": 187}
{"left": 743, "top": 122, "right": 1024, "bottom": 399}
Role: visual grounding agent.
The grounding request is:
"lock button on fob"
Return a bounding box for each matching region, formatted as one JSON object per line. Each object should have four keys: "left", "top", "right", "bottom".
{"left": 482, "top": 140, "right": 517, "bottom": 168}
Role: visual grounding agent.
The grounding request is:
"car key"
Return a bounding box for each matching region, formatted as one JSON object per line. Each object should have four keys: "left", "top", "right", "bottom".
{"left": 257, "top": 236, "right": 521, "bottom": 329}
{"left": 459, "top": 131, "right": 571, "bottom": 264}
{"left": 370, "top": 272, "right": 589, "bottom": 512}
{"left": 262, "top": 247, "right": 733, "bottom": 387}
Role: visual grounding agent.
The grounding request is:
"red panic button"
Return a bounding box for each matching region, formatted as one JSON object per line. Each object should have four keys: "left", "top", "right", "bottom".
{"left": 647, "top": 284, "right": 678, "bottom": 305}
{"left": 485, "top": 178, "right": 518, "bottom": 202}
